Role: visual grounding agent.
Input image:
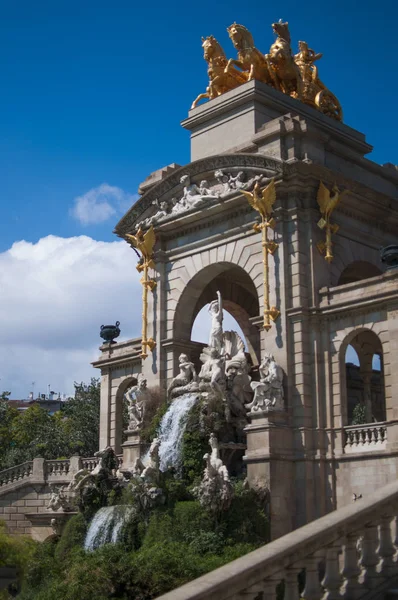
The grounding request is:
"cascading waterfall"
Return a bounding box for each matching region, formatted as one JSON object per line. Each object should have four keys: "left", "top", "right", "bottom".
{"left": 157, "top": 393, "right": 198, "bottom": 471}
{"left": 84, "top": 505, "right": 134, "bottom": 551}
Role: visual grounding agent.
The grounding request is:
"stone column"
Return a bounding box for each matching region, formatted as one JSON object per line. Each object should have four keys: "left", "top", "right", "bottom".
{"left": 244, "top": 410, "right": 293, "bottom": 540}
{"left": 99, "top": 367, "right": 112, "bottom": 449}
{"left": 361, "top": 370, "right": 373, "bottom": 423}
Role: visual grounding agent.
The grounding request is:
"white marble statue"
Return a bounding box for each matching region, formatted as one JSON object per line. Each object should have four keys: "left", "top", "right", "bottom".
{"left": 193, "top": 433, "right": 233, "bottom": 513}
{"left": 125, "top": 374, "right": 149, "bottom": 431}
{"left": 246, "top": 353, "right": 284, "bottom": 412}
{"left": 209, "top": 290, "right": 223, "bottom": 352}
{"left": 225, "top": 361, "right": 251, "bottom": 422}
{"left": 214, "top": 169, "right": 231, "bottom": 194}
{"left": 167, "top": 353, "right": 199, "bottom": 399}
{"left": 47, "top": 484, "right": 72, "bottom": 512}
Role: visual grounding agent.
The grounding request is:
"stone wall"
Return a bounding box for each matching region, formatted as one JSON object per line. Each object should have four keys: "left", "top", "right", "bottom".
{"left": 0, "top": 482, "right": 52, "bottom": 536}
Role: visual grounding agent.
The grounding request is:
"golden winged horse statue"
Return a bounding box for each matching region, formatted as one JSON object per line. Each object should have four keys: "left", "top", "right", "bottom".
{"left": 241, "top": 180, "right": 280, "bottom": 331}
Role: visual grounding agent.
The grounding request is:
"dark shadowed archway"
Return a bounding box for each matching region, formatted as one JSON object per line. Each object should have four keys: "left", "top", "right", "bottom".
{"left": 338, "top": 261, "right": 382, "bottom": 285}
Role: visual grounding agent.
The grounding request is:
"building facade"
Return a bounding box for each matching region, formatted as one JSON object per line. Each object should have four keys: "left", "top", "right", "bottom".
{"left": 95, "top": 81, "right": 396, "bottom": 536}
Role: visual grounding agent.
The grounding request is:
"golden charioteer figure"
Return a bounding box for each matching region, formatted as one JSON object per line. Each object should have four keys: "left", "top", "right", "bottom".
{"left": 192, "top": 19, "right": 342, "bottom": 122}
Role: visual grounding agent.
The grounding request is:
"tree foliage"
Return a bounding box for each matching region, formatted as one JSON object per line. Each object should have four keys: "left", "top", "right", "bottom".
{"left": 0, "top": 379, "right": 100, "bottom": 470}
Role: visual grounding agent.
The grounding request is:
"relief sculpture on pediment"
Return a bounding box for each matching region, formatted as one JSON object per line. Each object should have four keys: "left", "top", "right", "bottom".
{"left": 132, "top": 169, "right": 277, "bottom": 232}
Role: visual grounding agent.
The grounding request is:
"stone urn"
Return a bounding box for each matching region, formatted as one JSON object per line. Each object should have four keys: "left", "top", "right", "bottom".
{"left": 100, "top": 321, "right": 121, "bottom": 344}
{"left": 380, "top": 245, "right": 398, "bottom": 270}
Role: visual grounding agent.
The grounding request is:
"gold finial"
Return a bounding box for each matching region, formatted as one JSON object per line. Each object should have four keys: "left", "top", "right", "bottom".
{"left": 125, "top": 225, "right": 157, "bottom": 359}
{"left": 316, "top": 182, "right": 347, "bottom": 263}
{"left": 241, "top": 180, "right": 280, "bottom": 331}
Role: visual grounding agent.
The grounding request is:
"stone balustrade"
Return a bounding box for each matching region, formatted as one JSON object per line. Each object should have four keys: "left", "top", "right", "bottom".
{"left": 0, "top": 461, "right": 33, "bottom": 487}
{"left": 46, "top": 459, "right": 70, "bottom": 477}
{"left": 81, "top": 457, "right": 97, "bottom": 472}
{"left": 156, "top": 477, "right": 398, "bottom": 600}
{"left": 0, "top": 453, "right": 124, "bottom": 493}
{"left": 344, "top": 423, "right": 388, "bottom": 453}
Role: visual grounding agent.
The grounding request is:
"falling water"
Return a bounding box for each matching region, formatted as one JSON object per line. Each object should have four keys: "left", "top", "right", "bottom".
{"left": 84, "top": 505, "right": 134, "bottom": 551}
{"left": 158, "top": 393, "right": 198, "bottom": 471}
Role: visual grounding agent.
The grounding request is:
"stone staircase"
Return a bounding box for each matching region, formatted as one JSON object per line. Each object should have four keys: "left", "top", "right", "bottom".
{"left": 156, "top": 478, "right": 398, "bottom": 600}
{"left": 0, "top": 455, "right": 122, "bottom": 537}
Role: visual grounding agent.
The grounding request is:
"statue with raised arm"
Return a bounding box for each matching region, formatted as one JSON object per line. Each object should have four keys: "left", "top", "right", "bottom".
{"left": 209, "top": 290, "right": 223, "bottom": 353}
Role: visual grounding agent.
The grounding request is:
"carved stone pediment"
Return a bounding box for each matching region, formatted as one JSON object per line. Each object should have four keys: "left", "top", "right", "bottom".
{"left": 114, "top": 154, "right": 283, "bottom": 236}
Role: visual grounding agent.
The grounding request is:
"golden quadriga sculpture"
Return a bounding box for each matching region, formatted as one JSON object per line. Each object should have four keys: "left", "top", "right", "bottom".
{"left": 192, "top": 20, "right": 342, "bottom": 122}
{"left": 241, "top": 180, "right": 280, "bottom": 331}
{"left": 125, "top": 225, "right": 157, "bottom": 359}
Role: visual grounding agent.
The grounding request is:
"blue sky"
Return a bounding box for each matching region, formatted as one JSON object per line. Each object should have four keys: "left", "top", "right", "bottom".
{"left": 0, "top": 0, "right": 396, "bottom": 397}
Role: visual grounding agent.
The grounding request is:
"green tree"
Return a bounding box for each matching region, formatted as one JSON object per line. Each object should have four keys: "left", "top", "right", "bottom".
{"left": 0, "top": 379, "right": 100, "bottom": 470}
{"left": 0, "top": 392, "right": 19, "bottom": 470}
{"left": 61, "top": 379, "right": 100, "bottom": 457}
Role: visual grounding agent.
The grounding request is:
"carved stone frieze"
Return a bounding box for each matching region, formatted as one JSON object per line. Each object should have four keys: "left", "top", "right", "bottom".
{"left": 114, "top": 154, "right": 284, "bottom": 235}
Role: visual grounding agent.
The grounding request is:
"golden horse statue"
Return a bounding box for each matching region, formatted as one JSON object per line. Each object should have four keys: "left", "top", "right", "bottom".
{"left": 224, "top": 23, "right": 273, "bottom": 85}
{"left": 265, "top": 20, "right": 303, "bottom": 99}
{"left": 191, "top": 36, "right": 246, "bottom": 109}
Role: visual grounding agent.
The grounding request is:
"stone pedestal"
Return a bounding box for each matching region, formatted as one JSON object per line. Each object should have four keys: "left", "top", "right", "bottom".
{"left": 26, "top": 511, "right": 78, "bottom": 542}
{"left": 121, "top": 430, "right": 145, "bottom": 472}
{"left": 244, "top": 410, "right": 293, "bottom": 540}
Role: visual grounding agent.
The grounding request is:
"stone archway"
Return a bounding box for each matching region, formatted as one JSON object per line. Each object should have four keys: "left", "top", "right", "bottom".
{"left": 338, "top": 261, "right": 382, "bottom": 285}
{"left": 339, "top": 328, "right": 385, "bottom": 425}
{"left": 173, "top": 262, "right": 260, "bottom": 366}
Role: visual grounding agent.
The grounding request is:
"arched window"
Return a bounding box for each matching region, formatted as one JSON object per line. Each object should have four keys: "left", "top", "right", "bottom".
{"left": 344, "top": 331, "right": 386, "bottom": 425}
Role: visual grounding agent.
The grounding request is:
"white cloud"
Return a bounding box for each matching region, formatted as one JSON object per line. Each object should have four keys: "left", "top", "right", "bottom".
{"left": 0, "top": 235, "right": 246, "bottom": 399}
{"left": 0, "top": 235, "right": 142, "bottom": 399}
{"left": 70, "top": 183, "right": 138, "bottom": 225}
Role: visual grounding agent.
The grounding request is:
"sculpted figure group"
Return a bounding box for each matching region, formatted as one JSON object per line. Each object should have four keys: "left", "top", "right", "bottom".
{"left": 134, "top": 168, "right": 273, "bottom": 232}
{"left": 192, "top": 20, "right": 342, "bottom": 122}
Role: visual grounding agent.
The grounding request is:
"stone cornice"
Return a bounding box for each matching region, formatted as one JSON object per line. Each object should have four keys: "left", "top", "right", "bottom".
{"left": 92, "top": 337, "right": 142, "bottom": 370}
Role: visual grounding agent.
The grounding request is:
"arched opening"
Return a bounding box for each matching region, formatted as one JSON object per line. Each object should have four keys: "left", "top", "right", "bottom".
{"left": 342, "top": 330, "right": 386, "bottom": 425}
{"left": 174, "top": 262, "right": 260, "bottom": 370}
{"left": 338, "top": 261, "right": 382, "bottom": 285}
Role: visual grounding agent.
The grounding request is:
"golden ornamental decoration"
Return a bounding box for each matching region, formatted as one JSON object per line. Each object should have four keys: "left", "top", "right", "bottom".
{"left": 125, "top": 225, "right": 157, "bottom": 359}
{"left": 316, "top": 182, "right": 347, "bottom": 263}
{"left": 193, "top": 20, "right": 342, "bottom": 122}
{"left": 241, "top": 180, "right": 280, "bottom": 331}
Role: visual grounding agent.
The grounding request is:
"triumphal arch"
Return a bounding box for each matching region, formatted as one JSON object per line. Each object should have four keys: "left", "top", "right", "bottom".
{"left": 93, "top": 19, "right": 398, "bottom": 538}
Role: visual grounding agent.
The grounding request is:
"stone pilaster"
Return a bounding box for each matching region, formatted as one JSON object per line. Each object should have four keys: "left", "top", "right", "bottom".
{"left": 244, "top": 410, "right": 293, "bottom": 540}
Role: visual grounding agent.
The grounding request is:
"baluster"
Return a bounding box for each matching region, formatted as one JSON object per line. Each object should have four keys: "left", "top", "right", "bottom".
{"left": 360, "top": 523, "right": 380, "bottom": 588}
{"left": 302, "top": 553, "right": 323, "bottom": 600}
{"left": 321, "top": 543, "right": 342, "bottom": 600}
{"left": 378, "top": 515, "right": 396, "bottom": 574}
{"left": 341, "top": 532, "right": 362, "bottom": 598}
{"left": 237, "top": 580, "right": 266, "bottom": 599}
{"left": 284, "top": 566, "right": 302, "bottom": 600}
{"left": 262, "top": 577, "right": 280, "bottom": 600}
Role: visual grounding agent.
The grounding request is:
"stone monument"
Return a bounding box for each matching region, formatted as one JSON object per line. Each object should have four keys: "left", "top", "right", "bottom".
{"left": 91, "top": 17, "right": 398, "bottom": 541}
